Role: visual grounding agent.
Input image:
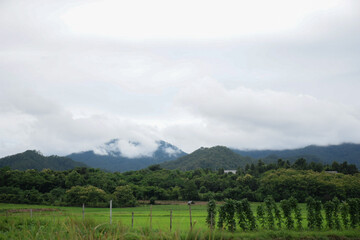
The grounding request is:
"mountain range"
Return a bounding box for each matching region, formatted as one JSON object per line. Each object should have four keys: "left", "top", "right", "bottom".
{"left": 233, "top": 143, "right": 360, "bottom": 167}
{"left": 1, "top": 141, "right": 359, "bottom": 172}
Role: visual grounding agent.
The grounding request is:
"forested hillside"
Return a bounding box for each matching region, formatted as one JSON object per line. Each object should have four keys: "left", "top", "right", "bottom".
{"left": 161, "top": 146, "right": 254, "bottom": 170}
{"left": 233, "top": 143, "right": 360, "bottom": 167}
{"left": 0, "top": 150, "right": 87, "bottom": 171}
{"left": 0, "top": 159, "right": 358, "bottom": 207}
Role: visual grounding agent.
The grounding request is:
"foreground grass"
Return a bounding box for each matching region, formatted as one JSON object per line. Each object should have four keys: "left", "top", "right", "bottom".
{"left": 1, "top": 203, "right": 359, "bottom": 239}
{"left": 1, "top": 216, "right": 360, "bottom": 240}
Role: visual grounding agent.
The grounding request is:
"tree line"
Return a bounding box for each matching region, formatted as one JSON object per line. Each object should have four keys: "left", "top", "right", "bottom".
{"left": 0, "top": 159, "right": 359, "bottom": 207}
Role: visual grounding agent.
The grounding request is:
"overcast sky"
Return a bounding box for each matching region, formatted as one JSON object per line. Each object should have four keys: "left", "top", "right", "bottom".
{"left": 1, "top": 0, "right": 360, "bottom": 158}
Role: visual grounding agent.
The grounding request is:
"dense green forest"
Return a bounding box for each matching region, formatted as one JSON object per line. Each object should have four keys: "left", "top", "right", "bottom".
{"left": 0, "top": 158, "right": 359, "bottom": 207}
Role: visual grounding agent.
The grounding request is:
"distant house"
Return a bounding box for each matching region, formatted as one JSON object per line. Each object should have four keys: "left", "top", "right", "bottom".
{"left": 224, "top": 170, "right": 237, "bottom": 174}
{"left": 325, "top": 171, "right": 338, "bottom": 174}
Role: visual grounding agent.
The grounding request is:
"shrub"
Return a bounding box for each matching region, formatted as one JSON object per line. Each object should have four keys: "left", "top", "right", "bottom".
{"left": 314, "top": 200, "right": 323, "bottom": 229}
{"left": 206, "top": 199, "right": 216, "bottom": 229}
{"left": 280, "top": 199, "right": 294, "bottom": 229}
{"left": 324, "top": 200, "right": 335, "bottom": 229}
{"left": 332, "top": 197, "right": 341, "bottom": 230}
{"left": 256, "top": 205, "right": 266, "bottom": 228}
{"left": 340, "top": 201, "right": 350, "bottom": 229}
{"left": 264, "top": 196, "right": 275, "bottom": 229}
{"left": 66, "top": 185, "right": 108, "bottom": 207}
{"left": 306, "top": 197, "right": 316, "bottom": 229}
{"left": 348, "top": 198, "right": 360, "bottom": 228}
{"left": 149, "top": 197, "right": 156, "bottom": 205}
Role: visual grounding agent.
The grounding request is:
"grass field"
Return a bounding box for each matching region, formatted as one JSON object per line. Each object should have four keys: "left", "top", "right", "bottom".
{"left": 1, "top": 202, "right": 360, "bottom": 239}
{"left": 0, "top": 202, "right": 208, "bottom": 231}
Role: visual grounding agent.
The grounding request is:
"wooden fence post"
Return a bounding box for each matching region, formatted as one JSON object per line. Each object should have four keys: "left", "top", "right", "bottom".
{"left": 189, "top": 204, "right": 192, "bottom": 230}
{"left": 150, "top": 204, "right": 152, "bottom": 230}
{"left": 110, "top": 200, "right": 112, "bottom": 224}
{"left": 132, "top": 212, "right": 134, "bottom": 228}
{"left": 82, "top": 203, "right": 85, "bottom": 221}
{"left": 170, "top": 209, "right": 173, "bottom": 231}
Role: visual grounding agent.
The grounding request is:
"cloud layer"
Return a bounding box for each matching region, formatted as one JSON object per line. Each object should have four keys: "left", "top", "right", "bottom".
{"left": 173, "top": 79, "right": 360, "bottom": 150}
{"left": 1, "top": 0, "right": 360, "bottom": 157}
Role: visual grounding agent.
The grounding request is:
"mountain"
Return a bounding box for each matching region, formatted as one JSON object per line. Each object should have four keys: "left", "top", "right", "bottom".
{"left": 0, "top": 150, "right": 87, "bottom": 171}
{"left": 233, "top": 143, "right": 360, "bottom": 167}
{"left": 161, "top": 146, "right": 254, "bottom": 170}
{"left": 67, "top": 140, "right": 186, "bottom": 172}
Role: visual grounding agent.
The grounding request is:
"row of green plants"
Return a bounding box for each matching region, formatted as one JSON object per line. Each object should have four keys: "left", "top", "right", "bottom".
{"left": 206, "top": 197, "right": 360, "bottom": 232}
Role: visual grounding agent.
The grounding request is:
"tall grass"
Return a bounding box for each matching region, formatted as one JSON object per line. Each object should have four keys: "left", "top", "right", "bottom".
{"left": 1, "top": 216, "right": 360, "bottom": 240}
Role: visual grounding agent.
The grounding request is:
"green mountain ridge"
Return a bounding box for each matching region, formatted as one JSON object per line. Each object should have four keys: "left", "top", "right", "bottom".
{"left": 161, "top": 146, "right": 254, "bottom": 170}
{"left": 0, "top": 150, "right": 87, "bottom": 171}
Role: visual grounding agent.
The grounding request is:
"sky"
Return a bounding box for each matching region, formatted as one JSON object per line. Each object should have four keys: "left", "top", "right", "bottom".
{"left": 1, "top": 0, "right": 360, "bottom": 158}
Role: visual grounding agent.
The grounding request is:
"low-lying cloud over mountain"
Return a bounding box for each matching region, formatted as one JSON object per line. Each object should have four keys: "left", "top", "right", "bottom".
{"left": 93, "top": 139, "right": 159, "bottom": 158}
{"left": 92, "top": 139, "right": 184, "bottom": 159}
{"left": 67, "top": 139, "right": 186, "bottom": 172}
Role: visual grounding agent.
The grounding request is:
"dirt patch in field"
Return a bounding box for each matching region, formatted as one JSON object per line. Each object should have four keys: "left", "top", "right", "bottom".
{"left": 138, "top": 200, "right": 219, "bottom": 205}
{"left": 6, "top": 208, "right": 60, "bottom": 213}
{"left": 326, "top": 235, "right": 349, "bottom": 240}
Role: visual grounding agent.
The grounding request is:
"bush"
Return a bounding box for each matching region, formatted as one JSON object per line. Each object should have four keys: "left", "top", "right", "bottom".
{"left": 66, "top": 185, "right": 108, "bottom": 207}
{"left": 113, "top": 185, "right": 137, "bottom": 207}
{"left": 206, "top": 199, "right": 216, "bottom": 229}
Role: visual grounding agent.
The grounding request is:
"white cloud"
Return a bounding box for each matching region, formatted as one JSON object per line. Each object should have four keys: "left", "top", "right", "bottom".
{"left": 172, "top": 78, "right": 360, "bottom": 150}
{"left": 60, "top": 0, "right": 346, "bottom": 40}
{"left": 92, "top": 147, "right": 108, "bottom": 156}
{"left": 163, "top": 146, "right": 182, "bottom": 157}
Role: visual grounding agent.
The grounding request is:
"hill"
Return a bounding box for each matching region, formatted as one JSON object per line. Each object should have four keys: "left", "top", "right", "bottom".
{"left": 233, "top": 143, "right": 360, "bottom": 167}
{"left": 161, "top": 146, "right": 254, "bottom": 170}
{"left": 0, "top": 150, "right": 87, "bottom": 171}
{"left": 67, "top": 140, "right": 186, "bottom": 172}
